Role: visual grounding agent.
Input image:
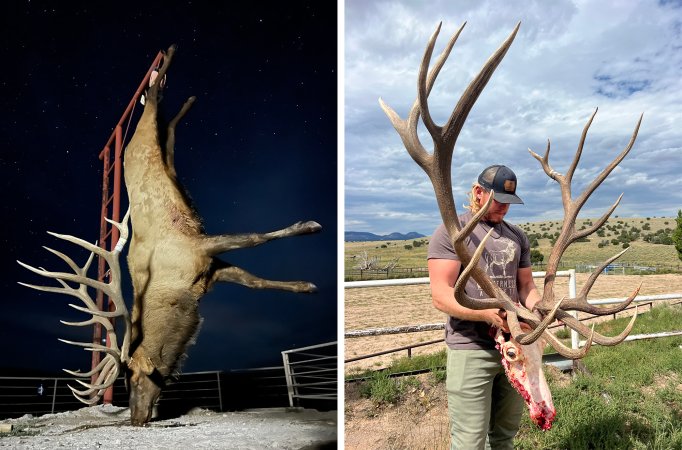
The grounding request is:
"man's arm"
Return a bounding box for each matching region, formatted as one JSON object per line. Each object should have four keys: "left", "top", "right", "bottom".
{"left": 517, "top": 266, "right": 541, "bottom": 312}
{"left": 428, "top": 258, "right": 507, "bottom": 329}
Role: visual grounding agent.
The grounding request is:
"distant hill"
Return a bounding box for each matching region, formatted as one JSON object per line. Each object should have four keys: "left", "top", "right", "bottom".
{"left": 345, "top": 231, "right": 426, "bottom": 242}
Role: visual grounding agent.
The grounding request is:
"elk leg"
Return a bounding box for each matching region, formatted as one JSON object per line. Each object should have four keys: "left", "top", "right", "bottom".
{"left": 165, "top": 96, "right": 196, "bottom": 179}
{"left": 146, "top": 44, "right": 177, "bottom": 104}
{"left": 201, "top": 221, "right": 322, "bottom": 255}
{"left": 211, "top": 264, "right": 317, "bottom": 293}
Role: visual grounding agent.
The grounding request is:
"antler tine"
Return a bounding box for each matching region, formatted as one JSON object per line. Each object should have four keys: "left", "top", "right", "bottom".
{"left": 544, "top": 324, "right": 594, "bottom": 359}
{"left": 559, "top": 248, "right": 640, "bottom": 314}
{"left": 382, "top": 23, "right": 554, "bottom": 344}
{"left": 58, "top": 338, "right": 121, "bottom": 357}
{"left": 63, "top": 355, "right": 112, "bottom": 378}
{"left": 440, "top": 22, "right": 520, "bottom": 149}
{"left": 427, "top": 22, "right": 520, "bottom": 239}
{"left": 573, "top": 113, "right": 642, "bottom": 212}
{"left": 65, "top": 357, "right": 120, "bottom": 404}
{"left": 19, "top": 208, "right": 132, "bottom": 402}
{"left": 565, "top": 108, "right": 598, "bottom": 186}
{"left": 17, "top": 260, "right": 113, "bottom": 299}
{"left": 531, "top": 112, "right": 643, "bottom": 312}
{"left": 379, "top": 21, "right": 466, "bottom": 171}
{"left": 42, "top": 245, "right": 96, "bottom": 276}
{"left": 418, "top": 21, "right": 466, "bottom": 140}
{"left": 527, "top": 111, "right": 642, "bottom": 351}
{"left": 556, "top": 306, "right": 638, "bottom": 346}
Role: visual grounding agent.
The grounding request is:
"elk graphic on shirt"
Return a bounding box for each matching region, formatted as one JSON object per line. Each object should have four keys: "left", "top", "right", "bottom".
{"left": 483, "top": 237, "right": 516, "bottom": 278}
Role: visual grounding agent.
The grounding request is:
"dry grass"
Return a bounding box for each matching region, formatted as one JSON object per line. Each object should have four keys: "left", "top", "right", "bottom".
{"left": 344, "top": 216, "right": 680, "bottom": 275}
{"left": 344, "top": 273, "right": 682, "bottom": 373}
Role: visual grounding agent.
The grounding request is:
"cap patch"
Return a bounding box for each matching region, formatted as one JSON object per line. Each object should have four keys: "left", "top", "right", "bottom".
{"left": 504, "top": 180, "right": 516, "bottom": 192}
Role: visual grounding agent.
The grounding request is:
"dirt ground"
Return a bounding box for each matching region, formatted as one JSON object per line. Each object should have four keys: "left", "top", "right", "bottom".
{"left": 344, "top": 273, "right": 682, "bottom": 449}
{"left": 345, "top": 273, "right": 682, "bottom": 373}
{"left": 344, "top": 373, "right": 450, "bottom": 450}
{"left": 0, "top": 405, "right": 337, "bottom": 449}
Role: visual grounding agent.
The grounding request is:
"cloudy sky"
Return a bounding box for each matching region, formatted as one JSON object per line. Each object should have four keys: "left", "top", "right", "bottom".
{"left": 345, "top": 0, "right": 682, "bottom": 236}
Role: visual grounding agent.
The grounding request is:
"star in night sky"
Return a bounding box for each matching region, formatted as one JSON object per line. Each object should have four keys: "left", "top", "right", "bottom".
{"left": 0, "top": 1, "right": 337, "bottom": 374}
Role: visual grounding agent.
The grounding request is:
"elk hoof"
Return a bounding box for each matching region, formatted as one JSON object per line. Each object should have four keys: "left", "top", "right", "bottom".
{"left": 301, "top": 282, "right": 318, "bottom": 293}
{"left": 299, "top": 221, "right": 322, "bottom": 234}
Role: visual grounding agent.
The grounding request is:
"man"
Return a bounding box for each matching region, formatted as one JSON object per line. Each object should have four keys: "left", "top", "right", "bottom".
{"left": 427, "top": 164, "right": 541, "bottom": 450}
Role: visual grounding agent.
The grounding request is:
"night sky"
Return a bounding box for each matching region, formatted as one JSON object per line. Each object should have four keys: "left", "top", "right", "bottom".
{"left": 1, "top": 1, "right": 337, "bottom": 374}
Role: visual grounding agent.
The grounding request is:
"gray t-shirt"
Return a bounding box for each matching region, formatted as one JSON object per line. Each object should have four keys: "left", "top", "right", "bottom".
{"left": 427, "top": 211, "right": 531, "bottom": 350}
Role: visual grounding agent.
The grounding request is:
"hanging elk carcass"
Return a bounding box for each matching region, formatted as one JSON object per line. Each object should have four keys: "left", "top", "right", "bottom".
{"left": 379, "top": 22, "right": 641, "bottom": 429}
{"left": 18, "top": 45, "right": 322, "bottom": 426}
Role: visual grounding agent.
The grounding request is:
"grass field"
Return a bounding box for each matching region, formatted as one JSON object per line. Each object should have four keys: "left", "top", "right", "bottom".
{"left": 345, "top": 216, "right": 681, "bottom": 279}
{"left": 345, "top": 303, "right": 682, "bottom": 449}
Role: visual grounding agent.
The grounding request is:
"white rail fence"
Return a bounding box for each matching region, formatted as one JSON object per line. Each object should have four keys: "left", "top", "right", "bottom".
{"left": 345, "top": 270, "right": 682, "bottom": 360}
{"left": 282, "top": 341, "right": 337, "bottom": 408}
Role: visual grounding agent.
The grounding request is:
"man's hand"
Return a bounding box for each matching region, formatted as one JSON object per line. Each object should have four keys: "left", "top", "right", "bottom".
{"left": 481, "top": 309, "right": 537, "bottom": 335}
{"left": 480, "top": 309, "right": 509, "bottom": 332}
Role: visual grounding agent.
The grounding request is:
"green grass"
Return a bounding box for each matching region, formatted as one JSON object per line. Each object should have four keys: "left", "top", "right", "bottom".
{"left": 349, "top": 304, "right": 682, "bottom": 448}
{"left": 358, "top": 370, "right": 419, "bottom": 405}
{"left": 351, "top": 350, "right": 448, "bottom": 405}
{"left": 347, "top": 350, "right": 447, "bottom": 381}
{"left": 516, "top": 304, "right": 682, "bottom": 449}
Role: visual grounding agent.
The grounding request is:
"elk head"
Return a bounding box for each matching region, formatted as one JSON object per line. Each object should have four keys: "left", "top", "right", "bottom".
{"left": 380, "top": 22, "right": 642, "bottom": 429}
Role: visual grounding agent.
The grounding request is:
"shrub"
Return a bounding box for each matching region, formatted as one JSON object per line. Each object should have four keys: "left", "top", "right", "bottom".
{"left": 359, "top": 371, "right": 405, "bottom": 404}
{"left": 530, "top": 249, "right": 544, "bottom": 264}
{"left": 404, "top": 245, "right": 413, "bottom": 250}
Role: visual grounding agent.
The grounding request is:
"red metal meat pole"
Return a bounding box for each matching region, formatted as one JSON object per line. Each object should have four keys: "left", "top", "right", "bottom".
{"left": 94, "top": 51, "right": 164, "bottom": 404}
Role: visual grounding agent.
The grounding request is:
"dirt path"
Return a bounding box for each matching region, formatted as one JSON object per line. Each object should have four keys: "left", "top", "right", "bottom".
{"left": 344, "top": 274, "right": 682, "bottom": 373}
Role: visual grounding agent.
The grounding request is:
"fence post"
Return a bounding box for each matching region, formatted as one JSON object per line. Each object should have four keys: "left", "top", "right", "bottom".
{"left": 216, "top": 372, "right": 223, "bottom": 412}
{"left": 51, "top": 378, "right": 58, "bottom": 414}
{"left": 282, "top": 351, "right": 295, "bottom": 408}
{"left": 568, "top": 269, "right": 579, "bottom": 350}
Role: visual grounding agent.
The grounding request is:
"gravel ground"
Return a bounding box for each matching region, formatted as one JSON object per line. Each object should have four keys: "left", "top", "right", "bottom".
{"left": 0, "top": 405, "right": 337, "bottom": 449}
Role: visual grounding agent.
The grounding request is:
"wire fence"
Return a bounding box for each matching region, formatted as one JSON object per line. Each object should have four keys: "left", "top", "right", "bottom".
{"left": 0, "top": 356, "right": 337, "bottom": 419}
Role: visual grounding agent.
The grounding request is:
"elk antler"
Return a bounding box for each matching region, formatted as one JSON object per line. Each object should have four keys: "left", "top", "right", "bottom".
{"left": 528, "top": 108, "right": 642, "bottom": 345}
{"left": 18, "top": 209, "right": 132, "bottom": 404}
{"left": 380, "top": 22, "right": 639, "bottom": 359}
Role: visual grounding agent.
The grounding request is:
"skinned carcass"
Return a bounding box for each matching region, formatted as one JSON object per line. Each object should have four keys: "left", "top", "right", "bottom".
{"left": 379, "top": 22, "right": 641, "bottom": 429}
{"left": 18, "top": 44, "right": 321, "bottom": 426}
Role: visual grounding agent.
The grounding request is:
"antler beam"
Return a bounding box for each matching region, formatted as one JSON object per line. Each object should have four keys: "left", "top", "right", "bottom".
{"left": 380, "top": 21, "right": 642, "bottom": 359}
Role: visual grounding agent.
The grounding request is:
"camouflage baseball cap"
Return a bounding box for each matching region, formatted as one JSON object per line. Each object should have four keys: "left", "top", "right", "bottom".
{"left": 477, "top": 165, "right": 523, "bottom": 204}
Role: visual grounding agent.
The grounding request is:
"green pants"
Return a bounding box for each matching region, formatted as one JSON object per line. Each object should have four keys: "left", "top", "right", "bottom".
{"left": 446, "top": 347, "right": 524, "bottom": 450}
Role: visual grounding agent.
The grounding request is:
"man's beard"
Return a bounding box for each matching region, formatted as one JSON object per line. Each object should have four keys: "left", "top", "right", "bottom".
{"left": 484, "top": 213, "right": 504, "bottom": 224}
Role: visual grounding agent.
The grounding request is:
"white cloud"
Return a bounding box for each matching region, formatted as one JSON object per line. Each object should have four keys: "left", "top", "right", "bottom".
{"left": 345, "top": 0, "right": 682, "bottom": 234}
